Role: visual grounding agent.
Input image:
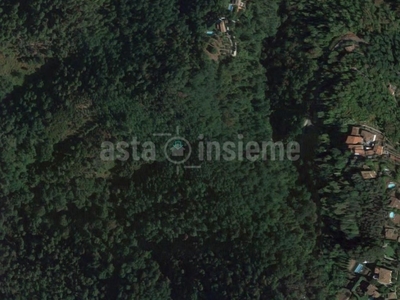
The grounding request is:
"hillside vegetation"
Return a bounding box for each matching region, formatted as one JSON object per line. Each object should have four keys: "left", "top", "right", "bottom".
{"left": 1, "top": 0, "right": 400, "bottom": 299}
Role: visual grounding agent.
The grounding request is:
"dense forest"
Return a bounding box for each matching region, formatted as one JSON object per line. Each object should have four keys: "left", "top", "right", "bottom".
{"left": 1, "top": 0, "right": 400, "bottom": 299}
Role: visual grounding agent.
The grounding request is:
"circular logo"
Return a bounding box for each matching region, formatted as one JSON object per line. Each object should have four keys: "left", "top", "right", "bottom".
{"left": 164, "top": 137, "right": 192, "bottom": 164}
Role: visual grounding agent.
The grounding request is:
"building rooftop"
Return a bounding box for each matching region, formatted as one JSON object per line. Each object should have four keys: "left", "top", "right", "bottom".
{"left": 389, "top": 213, "right": 400, "bottom": 224}
{"left": 348, "top": 259, "right": 357, "bottom": 272}
{"left": 365, "top": 150, "right": 375, "bottom": 156}
{"left": 216, "top": 20, "right": 227, "bottom": 33}
{"left": 348, "top": 144, "right": 364, "bottom": 150}
{"left": 336, "top": 289, "right": 351, "bottom": 300}
{"left": 389, "top": 197, "right": 400, "bottom": 209}
{"left": 361, "top": 171, "right": 377, "bottom": 179}
{"left": 385, "top": 227, "right": 399, "bottom": 241}
{"left": 387, "top": 291, "right": 397, "bottom": 300}
{"left": 360, "top": 130, "right": 376, "bottom": 143}
{"left": 351, "top": 127, "right": 360, "bottom": 136}
{"left": 346, "top": 136, "right": 364, "bottom": 145}
{"left": 374, "top": 144, "right": 384, "bottom": 155}
{"left": 366, "top": 284, "right": 380, "bottom": 298}
{"left": 375, "top": 267, "right": 392, "bottom": 285}
{"left": 346, "top": 127, "right": 385, "bottom": 157}
{"left": 354, "top": 149, "right": 366, "bottom": 156}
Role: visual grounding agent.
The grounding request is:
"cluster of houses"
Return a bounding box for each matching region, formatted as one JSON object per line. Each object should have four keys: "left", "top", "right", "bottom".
{"left": 346, "top": 126, "right": 400, "bottom": 163}
{"left": 346, "top": 125, "right": 400, "bottom": 181}
{"left": 349, "top": 124, "right": 400, "bottom": 235}
{"left": 346, "top": 126, "right": 384, "bottom": 158}
{"left": 386, "top": 194, "right": 400, "bottom": 242}
{"left": 338, "top": 126, "right": 400, "bottom": 299}
{"left": 337, "top": 260, "right": 398, "bottom": 299}
{"left": 215, "top": 18, "right": 237, "bottom": 57}
{"left": 379, "top": 189, "right": 400, "bottom": 261}
{"left": 205, "top": 0, "right": 245, "bottom": 59}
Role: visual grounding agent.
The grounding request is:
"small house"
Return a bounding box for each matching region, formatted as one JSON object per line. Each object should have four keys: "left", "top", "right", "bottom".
{"left": 373, "top": 144, "right": 384, "bottom": 155}
{"left": 374, "top": 267, "right": 392, "bottom": 285}
{"left": 346, "top": 136, "right": 364, "bottom": 145}
{"left": 384, "top": 227, "right": 399, "bottom": 241}
{"left": 365, "top": 150, "right": 375, "bottom": 157}
{"left": 216, "top": 20, "right": 227, "bottom": 33}
{"left": 361, "top": 171, "right": 377, "bottom": 179}
{"left": 336, "top": 289, "right": 352, "bottom": 300}
{"left": 348, "top": 259, "right": 357, "bottom": 272}
{"left": 351, "top": 127, "right": 361, "bottom": 136}
{"left": 354, "top": 149, "right": 366, "bottom": 156}
{"left": 360, "top": 130, "right": 377, "bottom": 144}
{"left": 348, "top": 144, "right": 364, "bottom": 150}
{"left": 366, "top": 284, "right": 380, "bottom": 298}
{"left": 388, "top": 197, "right": 400, "bottom": 209}
{"left": 389, "top": 212, "right": 400, "bottom": 225}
